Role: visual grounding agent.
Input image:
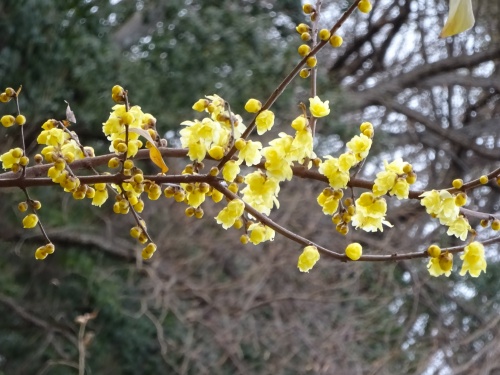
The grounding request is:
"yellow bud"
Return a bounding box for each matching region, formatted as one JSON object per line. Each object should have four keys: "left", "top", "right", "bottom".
{"left": 439, "top": 252, "right": 453, "bottom": 273}
{"left": 209, "top": 167, "right": 219, "bottom": 176}
{"left": 452, "top": 179, "right": 463, "bottom": 189}
{"left": 133, "top": 200, "right": 144, "bottom": 213}
{"left": 240, "top": 234, "right": 249, "bottom": 244}
{"left": 427, "top": 244, "right": 441, "bottom": 258}
{"left": 329, "top": 35, "right": 343, "bottom": 48}
{"left": 19, "top": 156, "right": 29, "bottom": 167}
{"left": 228, "top": 182, "right": 239, "bottom": 194}
{"left": 300, "top": 32, "right": 311, "bottom": 41}
{"left": 35, "top": 247, "right": 48, "bottom": 260}
{"left": 345, "top": 243, "right": 362, "bottom": 260}
{"left": 185, "top": 206, "right": 195, "bottom": 217}
{"left": 479, "top": 175, "right": 488, "bottom": 184}
{"left": 123, "top": 159, "right": 134, "bottom": 170}
{"left": 306, "top": 56, "right": 317, "bottom": 68}
{"left": 358, "top": 0, "right": 372, "bottom": 13}
{"left": 298, "top": 44, "right": 311, "bottom": 57}
{"left": 32, "top": 200, "right": 42, "bottom": 210}
{"left": 1, "top": 115, "right": 16, "bottom": 127}
{"left": 194, "top": 208, "right": 204, "bottom": 219}
{"left": 115, "top": 142, "right": 128, "bottom": 154}
{"left": 406, "top": 172, "right": 417, "bottom": 185}
{"left": 302, "top": 3, "right": 314, "bottom": 14}
{"left": 0, "top": 93, "right": 10, "bottom": 103}
{"left": 34, "top": 154, "right": 43, "bottom": 164}
{"left": 491, "top": 219, "right": 500, "bottom": 231}
{"left": 15, "top": 114, "right": 26, "bottom": 125}
{"left": 318, "top": 29, "right": 331, "bottom": 41}
{"left": 111, "top": 85, "right": 125, "bottom": 103}
{"left": 22, "top": 214, "right": 38, "bottom": 229}
{"left": 108, "top": 157, "right": 121, "bottom": 169}
{"left": 244, "top": 98, "right": 262, "bottom": 113}
{"left": 299, "top": 68, "right": 311, "bottom": 78}
{"left": 18, "top": 202, "right": 28, "bottom": 212}
{"left": 455, "top": 192, "right": 467, "bottom": 207}
{"left": 234, "top": 218, "right": 244, "bottom": 230}
{"left": 192, "top": 98, "right": 208, "bottom": 112}
{"left": 296, "top": 23, "right": 310, "bottom": 34}
{"left": 174, "top": 190, "right": 186, "bottom": 202}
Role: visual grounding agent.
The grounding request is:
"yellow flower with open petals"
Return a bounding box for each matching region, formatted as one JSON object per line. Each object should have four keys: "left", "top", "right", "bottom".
{"left": 309, "top": 96, "right": 330, "bottom": 118}
{"left": 427, "top": 251, "right": 453, "bottom": 277}
{"left": 298, "top": 246, "right": 320, "bottom": 272}
{"left": 440, "top": 0, "right": 475, "bottom": 38}
{"left": 460, "top": 241, "right": 486, "bottom": 277}
{"left": 255, "top": 110, "right": 275, "bottom": 135}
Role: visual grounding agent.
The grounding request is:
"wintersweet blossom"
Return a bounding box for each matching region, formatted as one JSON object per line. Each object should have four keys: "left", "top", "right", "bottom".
{"left": 222, "top": 160, "right": 240, "bottom": 182}
{"left": 427, "top": 251, "right": 453, "bottom": 277}
{"left": 308, "top": 96, "right": 330, "bottom": 118}
{"left": 297, "top": 246, "right": 320, "bottom": 272}
{"left": 352, "top": 192, "right": 392, "bottom": 232}
{"left": 241, "top": 171, "right": 280, "bottom": 215}
{"left": 346, "top": 134, "right": 372, "bottom": 161}
{"left": 460, "top": 241, "right": 487, "bottom": 277}
{"left": 420, "top": 190, "right": 471, "bottom": 240}
{"left": 289, "top": 128, "right": 314, "bottom": 162}
{"left": 440, "top": 0, "right": 475, "bottom": 38}
{"left": 318, "top": 156, "right": 350, "bottom": 189}
{"left": 215, "top": 199, "right": 246, "bottom": 229}
{"left": 262, "top": 134, "right": 294, "bottom": 182}
{"left": 237, "top": 140, "right": 262, "bottom": 166}
{"left": 372, "top": 159, "right": 413, "bottom": 199}
{"left": 255, "top": 110, "right": 275, "bottom": 135}
{"left": 317, "top": 191, "right": 340, "bottom": 215}
{"left": 248, "top": 223, "right": 275, "bottom": 245}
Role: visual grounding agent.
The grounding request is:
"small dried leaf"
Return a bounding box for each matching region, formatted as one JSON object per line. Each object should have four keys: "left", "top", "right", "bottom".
{"left": 64, "top": 100, "right": 77, "bottom": 123}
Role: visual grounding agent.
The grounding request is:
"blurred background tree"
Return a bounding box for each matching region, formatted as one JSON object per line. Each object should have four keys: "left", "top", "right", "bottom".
{"left": 0, "top": 0, "right": 499, "bottom": 374}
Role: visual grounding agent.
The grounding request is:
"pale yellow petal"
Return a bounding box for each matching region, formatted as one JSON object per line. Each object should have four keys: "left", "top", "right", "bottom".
{"left": 440, "top": 0, "right": 475, "bottom": 38}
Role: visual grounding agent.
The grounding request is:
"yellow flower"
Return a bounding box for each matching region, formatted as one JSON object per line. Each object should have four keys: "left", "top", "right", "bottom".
{"left": 215, "top": 199, "right": 245, "bottom": 229}
{"left": 318, "top": 156, "right": 350, "bottom": 189}
{"left": 446, "top": 215, "right": 470, "bottom": 241}
{"left": 241, "top": 171, "right": 280, "bottom": 215}
{"left": 237, "top": 140, "right": 262, "bottom": 166}
{"left": 222, "top": 160, "right": 240, "bottom": 182}
{"left": 346, "top": 134, "right": 372, "bottom": 161}
{"left": 460, "top": 241, "right": 486, "bottom": 277}
{"left": 298, "top": 245, "right": 320, "bottom": 272}
{"left": 308, "top": 96, "right": 330, "bottom": 118}
{"left": 427, "top": 251, "right": 453, "bottom": 277}
{"left": 255, "top": 110, "right": 275, "bottom": 135}
{"left": 262, "top": 134, "right": 294, "bottom": 182}
{"left": 352, "top": 192, "right": 392, "bottom": 232}
{"left": 0, "top": 148, "right": 22, "bottom": 170}
{"left": 440, "top": 0, "right": 475, "bottom": 38}
{"left": 290, "top": 128, "right": 314, "bottom": 162}
{"left": 345, "top": 243, "right": 362, "bottom": 261}
{"left": 291, "top": 115, "right": 308, "bottom": 131}
{"left": 317, "top": 192, "right": 339, "bottom": 215}
{"left": 92, "top": 189, "right": 108, "bottom": 207}
{"left": 338, "top": 152, "right": 357, "bottom": 172}
{"left": 248, "top": 223, "right": 275, "bottom": 245}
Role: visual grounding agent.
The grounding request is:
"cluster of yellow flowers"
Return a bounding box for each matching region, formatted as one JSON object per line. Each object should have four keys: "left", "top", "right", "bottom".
{"left": 427, "top": 242, "right": 486, "bottom": 278}
{"left": 420, "top": 189, "right": 470, "bottom": 241}
{"left": 0, "top": 0, "right": 487, "bottom": 274}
